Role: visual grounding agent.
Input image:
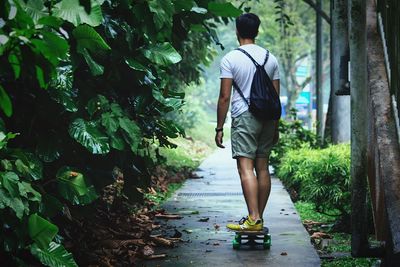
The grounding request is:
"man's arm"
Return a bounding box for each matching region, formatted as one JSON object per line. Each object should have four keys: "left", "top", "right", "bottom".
{"left": 272, "top": 79, "right": 280, "bottom": 144}
{"left": 215, "top": 78, "right": 233, "bottom": 148}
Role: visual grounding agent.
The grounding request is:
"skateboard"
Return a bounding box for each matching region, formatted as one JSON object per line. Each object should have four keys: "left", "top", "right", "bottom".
{"left": 232, "top": 227, "right": 271, "bottom": 250}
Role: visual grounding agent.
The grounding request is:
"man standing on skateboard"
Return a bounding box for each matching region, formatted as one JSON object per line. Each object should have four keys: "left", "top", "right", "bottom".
{"left": 215, "top": 13, "right": 280, "bottom": 231}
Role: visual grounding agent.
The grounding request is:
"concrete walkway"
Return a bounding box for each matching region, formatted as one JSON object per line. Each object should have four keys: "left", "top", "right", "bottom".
{"left": 145, "top": 144, "right": 320, "bottom": 267}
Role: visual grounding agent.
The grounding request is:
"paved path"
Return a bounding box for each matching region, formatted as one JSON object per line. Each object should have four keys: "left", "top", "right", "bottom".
{"left": 145, "top": 144, "right": 320, "bottom": 267}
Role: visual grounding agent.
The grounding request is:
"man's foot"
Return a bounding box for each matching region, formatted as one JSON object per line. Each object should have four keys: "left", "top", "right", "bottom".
{"left": 227, "top": 216, "right": 263, "bottom": 231}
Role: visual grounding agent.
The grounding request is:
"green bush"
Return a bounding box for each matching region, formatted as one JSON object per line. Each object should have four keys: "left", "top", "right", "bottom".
{"left": 278, "top": 144, "right": 351, "bottom": 216}
{"left": 270, "top": 114, "right": 319, "bottom": 171}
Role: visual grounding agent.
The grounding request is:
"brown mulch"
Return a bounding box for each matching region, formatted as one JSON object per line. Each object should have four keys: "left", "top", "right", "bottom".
{"left": 61, "top": 166, "right": 192, "bottom": 266}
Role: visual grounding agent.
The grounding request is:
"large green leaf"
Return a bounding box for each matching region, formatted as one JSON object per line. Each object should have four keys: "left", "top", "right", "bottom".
{"left": 142, "top": 42, "right": 182, "bottom": 66}
{"left": 17, "top": 0, "right": 48, "bottom": 23}
{"left": 0, "top": 180, "right": 26, "bottom": 219}
{"left": 69, "top": 118, "right": 110, "bottom": 154}
{"left": 53, "top": 0, "right": 103, "bottom": 27}
{"left": 18, "top": 181, "right": 41, "bottom": 202}
{"left": 31, "top": 32, "right": 69, "bottom": 66}
{"left": 118, "top": 117, "right": 141, "bottom": 152}
{"left": 207, "top": 3, "right": 242, "bottom": 17}
{"left": 125, "top": 58, "right": 147, "bottom": 72}
{"left": 0, "top": 85, "right": 12, "bottom": 117}
{"left": 28, "top": 214, "right": 58, "bottom": 249}
{"left": 148, "top": 0, "right": 174, "bottom": 30}
{"left": 73, "top": 24, "right": 111, "bottom": 53}
{"left": 31, "top": 242, "right": 78, "bottom": 267}
{"left": 36, "top": 133, "right": 62, "bottom": 162}
{"left": 10, "top": 151, "right": 43, "bottom": 180}
{"left": 56, "top": 167, "right": 98, "bottom": 205}
{"left": 110, "top": 134, "right": 125, "bottom": 150}
{"left": 49, "top": 65, "right": 77, "bottom": 113}
{"left": 101, "top": 112, "right": 119, "bottom": 133}
{"left": 87, "top": 95, "right": 109, "bottom": 116}
{"left": 1, "top": 171, "right": 19, "bottom": 197}
{"left": 80, "top": 48, "right": 104, "bottom": 76}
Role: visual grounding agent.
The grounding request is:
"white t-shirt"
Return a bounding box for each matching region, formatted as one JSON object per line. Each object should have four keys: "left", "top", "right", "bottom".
{"left": 220, "top": 44, "right": 280, "bottom": 118}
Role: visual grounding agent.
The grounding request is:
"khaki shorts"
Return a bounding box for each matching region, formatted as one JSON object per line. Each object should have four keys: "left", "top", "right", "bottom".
{"left": 231, "top": 110, "right": 275, "bottom": 159}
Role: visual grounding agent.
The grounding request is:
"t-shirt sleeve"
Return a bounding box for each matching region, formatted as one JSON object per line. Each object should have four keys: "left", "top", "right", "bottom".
{"left": 220, "top": 56, "right": 233, "bottom": 79}
{"left": 272, "top": 60, "right": 280, "bottom": 80}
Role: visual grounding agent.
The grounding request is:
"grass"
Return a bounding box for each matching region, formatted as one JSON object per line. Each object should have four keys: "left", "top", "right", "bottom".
{"left": 295, "top": 200, "right": 379, "bottom": 267}
{"left": 159, "top": 121, "right": 230, "bottom": 170}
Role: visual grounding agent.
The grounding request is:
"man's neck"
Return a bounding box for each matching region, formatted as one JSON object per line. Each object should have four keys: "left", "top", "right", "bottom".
{"left": 239, "top": 38, "right": 255, "bottom": 46}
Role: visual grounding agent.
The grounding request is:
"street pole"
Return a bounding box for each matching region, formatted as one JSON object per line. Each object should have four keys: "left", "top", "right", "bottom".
{"left": 331, "top": 0, "right": 351, "bottom": 143}
{"left": 316, "top": 0, "right": 324, "bottom": 138}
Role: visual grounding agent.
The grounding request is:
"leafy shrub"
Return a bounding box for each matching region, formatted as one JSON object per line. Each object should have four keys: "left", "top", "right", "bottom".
{"left": 277, "top": 144, "right": 351, "bottom": 216}
{"left": 270, "top": 114, "right": 319, "bottom": 170}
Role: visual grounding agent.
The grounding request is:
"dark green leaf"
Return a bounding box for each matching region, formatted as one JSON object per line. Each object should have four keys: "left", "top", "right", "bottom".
{"left": 38, "top": 16, "right": 63, "bottom": 28}
{"left": 73, "top": 24, "right": 111, "bottom": 53}
{"left": 148, "top": 0, "right": 174, "bottom": 30}
{"left": 39, "top": 194, "right": 63, "bottom": 218}
{"left": 101, "top": 112, "right": 118, "bottom": 133}
{"left": 31, "top": 32, "right": 69, "bottom": 66}
{"left": 28, "top": 213, "right": 58, "bottom": 249}
{"left": 69, "top": 118, "right": 110, "bottom": 154}
{"left": 125, "top": 58, "right": 147, "bottom": 72}
{"left": 18, "top": 181, "right": 41, "bottom": 202}
{"left": 207, "top": 3, "right": 242, "bottom": 17}
{"left": 20, "top": 0, "right": 48, "bottom": 23}
{"left": 173, "top": 0, "right": 194, "bottom": 11}
{"left": 1, "top": 171, "right": 19, "bottom": 197}
{"left": 36, "top": 133, "right": 62, "bottom": 162}
{"left": 8, "top": 51, "right": 21, "bottom": 79}
{"left": 110, "top": 134, "right": 125, "bottom": 150}
{"left": 35, "top": 65, "right": 46, "bottom": 89}
{"left": 31, "top": 242, "right": 78, "bottom": 267}
{"left": 0, "top": 85, "right": 12, "bottom": 117}
{"left": 87, "top": 95, "right": 109, "bottom": 116}
{"left": 118, "top": 117, "right": 141, "bottom": 152}
{"left": 56, "top": 166, "right": 98, "bottom": 205}
{"left": 49, "top": 65, "right": 77, "bottom": 113}
{"left": 80, "top": 48, "right": 104, "bottom": 75}
{"left": 142, "top": 42, "right": 182, "bottom": 66}
{"left": 53, "top": 0, "right": 102, "bottom": 27}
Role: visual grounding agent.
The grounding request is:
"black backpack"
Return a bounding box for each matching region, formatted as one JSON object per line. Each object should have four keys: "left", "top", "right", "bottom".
{"left": 232, "top": 48, "right": 281, "bottom": 121}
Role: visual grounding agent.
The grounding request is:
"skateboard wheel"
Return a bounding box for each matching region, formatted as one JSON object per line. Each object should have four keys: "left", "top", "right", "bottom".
{"left": 263, "top": 243, "right": 271, "bottom": 249}
{"left": 233, "top": 239, "right": 240, "bottom": 250}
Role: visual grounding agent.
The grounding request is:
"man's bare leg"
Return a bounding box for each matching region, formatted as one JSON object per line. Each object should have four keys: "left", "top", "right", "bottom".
{"left": 255, "top": 157, "right": 271, "bottom": 219}
{"left": 237, "top": 157, "right": 260, "bottom": 221}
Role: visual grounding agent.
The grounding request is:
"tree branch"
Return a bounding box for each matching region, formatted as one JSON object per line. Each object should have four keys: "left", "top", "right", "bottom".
{"left": 302, "top": 0, "right": 331, "bottom": 24}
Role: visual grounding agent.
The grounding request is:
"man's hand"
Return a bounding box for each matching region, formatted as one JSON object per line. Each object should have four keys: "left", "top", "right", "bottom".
{"left": 215, "top": 131, "right": 225, "bottom": 148}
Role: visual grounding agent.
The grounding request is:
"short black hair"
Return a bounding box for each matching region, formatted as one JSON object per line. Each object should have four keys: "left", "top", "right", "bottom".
{"left": 235, "top": 13, "right": 261, "bottom": 39}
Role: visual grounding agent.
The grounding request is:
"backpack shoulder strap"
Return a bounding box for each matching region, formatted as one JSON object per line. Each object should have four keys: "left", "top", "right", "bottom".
{"left": 236, "top": 48, "right": 260, "bottom": 67}
{"left": 262, "top": 50, "right": 270, "bottom": 67}
{"left": 232, "top": 80, "right": 250, "bottom": 106}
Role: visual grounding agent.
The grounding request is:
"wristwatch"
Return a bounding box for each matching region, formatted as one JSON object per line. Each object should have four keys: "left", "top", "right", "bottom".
{"left": 215, "top": 127, "right": 223, "bottom": 132}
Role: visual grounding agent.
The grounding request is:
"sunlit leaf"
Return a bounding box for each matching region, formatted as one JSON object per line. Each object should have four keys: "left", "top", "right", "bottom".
{"left": 69, "top": 118, "right": 110, "bottom": 154}
{"left": 56, "top": 166, "right": 98, "bottom": 205}
{"left": 142, "top": 42, "right": 182, "bottom": 66}
{"left": 31, "top": 242, "right": 78, "bottom": 267}
{"left": 53, "top": 0, "right": 103, "bottom": 27}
